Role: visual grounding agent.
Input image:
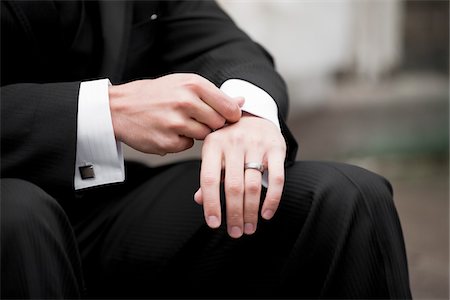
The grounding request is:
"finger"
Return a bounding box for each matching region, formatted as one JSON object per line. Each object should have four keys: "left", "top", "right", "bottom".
{"left": 188, "top": 100, "right": 227, "bottom": 131}
{"left": 243, "top": 170, "right": 261, "bottom": 235}
{"left": 178, "top": 118, "right": 212, "bottom": 140}
{"left": 162, "top": 135, "right": 194, "bottom": 154}
{"left": 261, "top": 150, "right": 285, "bottom": 220}
{"left": 224, "top": 147, "right": 245, "bottom": 238}
{"left": 243, "top": 153, "right": 264, "bottom": 235}
{"left": 195, "top": 78, "right": 243, "bottom": 123}
{"left": 193, "top": 171, "right": 223, "bottom": 205}
{"left": 200, "top": 143, "right": 223, "bottom": 229}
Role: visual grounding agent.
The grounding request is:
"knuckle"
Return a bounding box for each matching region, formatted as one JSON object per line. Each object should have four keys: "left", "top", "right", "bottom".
{"left": 203, "top": 126, "right": 213, "bottom": 136}
{"left": 159, "top": 136, "right": 179, "bottom": 152}
{"left": 272, "top": 174, "right": 285, "bottom": 186}
{"left": 227, "top": 180, "right": 243, "bottom": 196}
{"left": 203, "top": 200, "right": 218, "bottom": 212}
{"left": 196, "top": 130, "right": 210, "bottom": 141}
{"left": 176, "top": 98, "right": 194, "bottom": 111}
{"left": 152, "top": 137, "right": 168, "bottom": 156}
{"left": 168, "top": 118, "right": 185, "bottom": 131}
{"left": 154, "top": 146, "right": 167, "bottom": 156}
{"left": 245, "top": 180, "right": 261, "bottom": 194}
{"left": 184, "top": 74, "right": 203, "bottom": 89}
{"left": 227, "top": 211, "right": 242, "bottom": 223}
{"left": 183, "top": 138, "right": 195, "bottom": 150}
{"left": 272, "top": 142, "right": 287, "bottom": 153}
{"left": 229, "top": 132, "right": 244, "bottom": 144}
{"left": 265, "top": 197, "right": 280, "bottom": 208}
{"left": 202, "top": 174, "right": 220, "bottom": 187}
{"left": 251, "top": 138, "right": 264, "bottom": 148}
{"left": 244, "top": 210, "right": 258, "bottom": 221}
{"left": 210, "top": 116, "right": 226, "bottom": 130}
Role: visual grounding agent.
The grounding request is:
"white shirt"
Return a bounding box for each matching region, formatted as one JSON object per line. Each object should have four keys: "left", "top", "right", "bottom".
{"left": 75, "top": 78, "right": 280, "bottom": 190}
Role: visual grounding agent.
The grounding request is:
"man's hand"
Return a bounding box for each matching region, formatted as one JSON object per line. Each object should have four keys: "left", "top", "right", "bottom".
{"left": 109, "top": 73, "right": 244, "bottom": 155}
{"left": 194, "top": 113, "right": 287, "bottom": 238}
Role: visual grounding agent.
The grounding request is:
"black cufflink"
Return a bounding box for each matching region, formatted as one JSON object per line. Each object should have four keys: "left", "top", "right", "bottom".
{"left": 79, "top": 164, "right": 95, "bottom": 180}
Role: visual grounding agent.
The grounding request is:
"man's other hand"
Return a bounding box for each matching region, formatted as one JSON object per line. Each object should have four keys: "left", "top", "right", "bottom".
{"left": 108, "top": 73, "right": 244, "bottom": 155}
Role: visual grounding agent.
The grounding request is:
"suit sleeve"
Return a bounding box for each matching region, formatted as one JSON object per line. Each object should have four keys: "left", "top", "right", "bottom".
{"left": 129, "top": 0, "right": 298, "bottom": 162}
{"left": 0, "top": 82, "right": 80, "bottom": 198}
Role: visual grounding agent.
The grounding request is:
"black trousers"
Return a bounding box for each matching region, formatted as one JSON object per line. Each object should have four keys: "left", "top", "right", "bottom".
{"left": 1, "top": 160, "right": 412, "bottom": 299}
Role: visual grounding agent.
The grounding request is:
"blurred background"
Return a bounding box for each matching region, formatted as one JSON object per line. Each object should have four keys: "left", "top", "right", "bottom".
{"left": 124, "top": 1, "right": 449, "bottom": 298}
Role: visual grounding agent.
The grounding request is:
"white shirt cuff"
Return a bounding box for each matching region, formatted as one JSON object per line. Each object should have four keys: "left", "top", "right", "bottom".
{"left": 220, "top": 79, "right": 281, "bottom": 131}
{"left": 74, "top": 78, "right": 125, "bottom": 190}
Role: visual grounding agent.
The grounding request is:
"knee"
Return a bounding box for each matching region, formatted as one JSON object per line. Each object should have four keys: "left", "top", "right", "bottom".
{"left": 327, "top": 162, "right": 392, "bottom": 193}
{"left": 319, "top": 162, "right": 396, "bottom": 215}
{"left": 286, "top": 161, "right": 395, "bottom": 215}
{"left": 1, "top": 178, "right": 63, "bottom": 238}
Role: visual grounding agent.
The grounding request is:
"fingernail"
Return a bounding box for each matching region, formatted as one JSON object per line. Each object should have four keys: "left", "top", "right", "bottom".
{"left": 229, "top": 226, "right": 243, "bottom": 238}
{"left": 235, "top": 97, "right": 245, "bottom": 107}
{"left": 262, "top": 209, "right": 274, "bottom": 220}
{"left": 207, "top": 216, "right": 220, "bottom": 228}
{"left": 244, "top": 223, "right": 254, "bottom": 235}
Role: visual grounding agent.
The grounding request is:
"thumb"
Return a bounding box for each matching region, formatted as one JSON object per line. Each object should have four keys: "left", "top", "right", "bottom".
{"left": 194, "top": 188, "right": 203, "bottom": 205}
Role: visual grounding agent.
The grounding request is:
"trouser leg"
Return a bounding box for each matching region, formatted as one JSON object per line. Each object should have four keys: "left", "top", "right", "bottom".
{"left": 73, "top": 160, "right": 411, "bottom": 299}
{"left": 1, "top": 178, "right": 84, "bottom": 299}
{"left": 279, "top": 162, "right": 411, "bottom": 299}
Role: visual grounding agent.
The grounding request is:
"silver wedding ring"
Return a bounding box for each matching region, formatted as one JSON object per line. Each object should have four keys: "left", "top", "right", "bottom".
{"left": 244, "top": 162, "right": 265, "bottom": 173}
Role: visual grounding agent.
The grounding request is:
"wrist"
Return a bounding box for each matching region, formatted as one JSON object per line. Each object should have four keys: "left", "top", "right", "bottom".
{"left": 241, "top": 111, "right": 275, "bottom": 127}
{"left": 108, "top": 84, "right": 126, "bottom": 141}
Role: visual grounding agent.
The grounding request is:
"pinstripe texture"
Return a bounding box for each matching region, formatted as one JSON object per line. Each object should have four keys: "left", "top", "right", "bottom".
{"left": 1, "top": 178, "right": 84, "bottom": 299}
{"left": 62, "top": 160, "right": 411, "bottom": 299}
{"left": 1, "top": 83, "right": 80, "bottom": 198}
{"left": 1, "top": 161, "right": 412, "bottom": 298}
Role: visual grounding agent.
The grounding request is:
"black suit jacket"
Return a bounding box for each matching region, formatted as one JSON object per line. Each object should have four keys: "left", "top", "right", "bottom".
{"left": 1, "top": 0, "right": 298, "bottom": 198}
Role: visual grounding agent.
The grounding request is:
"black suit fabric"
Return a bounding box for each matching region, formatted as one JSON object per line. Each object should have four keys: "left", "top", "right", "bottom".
{"left": 1, "top": 178, "right": 85, "bottom": 298}
{"left": 1, "top": 1, "right": 411, "bottom": 299}
{"left": 1, "top": 0, "right": 297, "bottom": 197}
{"left": 3, "top": 161, "right": 411, "bottom": 299}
